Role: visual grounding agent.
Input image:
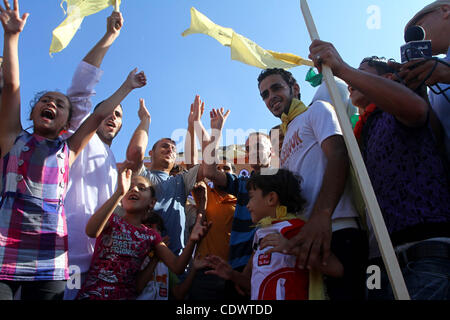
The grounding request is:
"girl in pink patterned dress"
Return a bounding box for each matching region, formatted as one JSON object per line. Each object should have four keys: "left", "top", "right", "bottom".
{"left": 77, "top": 170, "right": 210, "bottom": 300}
{"left": 0, "top": 0, "right": 146, "bottom": 300}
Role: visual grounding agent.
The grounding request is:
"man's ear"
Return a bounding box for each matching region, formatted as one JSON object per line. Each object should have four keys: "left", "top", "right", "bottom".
{"left": 149, "top": 198, "right": 157, "bottom": 208}
{"left": 292, "top": 83, "right": 300, "bottom": 99}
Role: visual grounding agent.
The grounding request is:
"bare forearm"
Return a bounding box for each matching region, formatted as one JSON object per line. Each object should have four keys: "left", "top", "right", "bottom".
{"left": 337, "top": 65, "right": 428, "bottom": 126}
{"left": 126, "top": 118, "right": 150, "bottom": 172}
{"left": 311, "top": 139, "right": 349, "bottom": 219}
{"left": 185, "top": 123, "right": 198, "bottom": 169}
{"left": 202, "top": 126, "right": 228, "bottom": 187}
{"left": 3, "top": 33, "right": 19, "bottom": 87}
{"left": 229, "top": 269, "right": 251, "bottom": 293}
{"left": 85, "top": 189, "right": 123, "bottom": 238}
{"left": 172, "top": 266, "right": 197, "bottom": 300}
{"left": 83, "top": 32, "right": 118, "bottom": 68}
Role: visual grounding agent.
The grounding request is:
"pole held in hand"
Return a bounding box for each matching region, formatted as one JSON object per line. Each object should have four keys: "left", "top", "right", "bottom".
{"left": 299, "top": 0, "right": 410, "bottom": 300}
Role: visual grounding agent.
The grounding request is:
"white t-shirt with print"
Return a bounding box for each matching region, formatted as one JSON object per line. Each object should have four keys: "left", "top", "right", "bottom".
{"left": 280, "top": 100, "right": 358, "bottom": 222}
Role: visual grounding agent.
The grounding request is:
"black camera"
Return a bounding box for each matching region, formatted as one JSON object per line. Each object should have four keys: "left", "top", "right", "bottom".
{"left": 400, "top": 25, "right": 432, "bottom": 63}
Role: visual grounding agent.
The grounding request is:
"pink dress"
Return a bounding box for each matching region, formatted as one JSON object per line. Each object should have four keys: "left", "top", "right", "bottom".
{"left": 77, "top": 215, "right": 161, "bottom": 300}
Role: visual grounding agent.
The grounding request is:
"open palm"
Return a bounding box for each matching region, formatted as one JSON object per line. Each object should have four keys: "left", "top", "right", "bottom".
{"left": 0, "top": 0, "right": 29, "bottom": 34}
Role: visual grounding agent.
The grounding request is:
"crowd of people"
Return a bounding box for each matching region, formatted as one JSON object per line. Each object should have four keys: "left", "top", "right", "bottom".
{"left": 0, "top": 0, "right": 448, "bottom": 300}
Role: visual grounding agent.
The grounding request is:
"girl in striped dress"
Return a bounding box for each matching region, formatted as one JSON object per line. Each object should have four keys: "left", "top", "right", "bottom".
{"left": 0, "top": 0, "right": 146, "bottom": 300}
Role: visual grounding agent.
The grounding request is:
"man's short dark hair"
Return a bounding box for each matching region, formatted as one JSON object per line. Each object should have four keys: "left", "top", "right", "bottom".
{"left": 152, "top": 138, "right": 176, "bottom": 151}
{"left": 257, "top": 68, "right": 301, "bottom": 100}
{"left": 360, "top": 56, "right": 396, "bottom": 76}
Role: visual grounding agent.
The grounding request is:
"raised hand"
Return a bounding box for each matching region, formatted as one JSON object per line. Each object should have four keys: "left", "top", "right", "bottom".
{"left": 210, "top": 108, "right": 230, "bottom": 131}
{"left": 188, "top": 95, "right": 205, "bottom": 126}
{"left": 0, "top": 0, "right": 29, "bottom": 34}
{"left": 192, "top": 181, "right": 208, "bottom": 211}
{"left": 204, "top": 255, "right": 233, "bottom": 280}
{"left": 138, "top": 98, "right": 151, "bottom": 122}
{"left": 107, "top": 11, "right": 123, "bottom": 36}
{"left": 193, "top": 254, "right": 209, "bottom": 271}
{"left": 189, "top": 213, "right": 211, "bottom": 242}
{"left": 308, "top": 40, "right": 350, "bottom": 77}
{"left": 125, "top": 68, "right": 147, "bottom": 90}
{"left": 117, "top": 168, "right": 132, "bottom": 196}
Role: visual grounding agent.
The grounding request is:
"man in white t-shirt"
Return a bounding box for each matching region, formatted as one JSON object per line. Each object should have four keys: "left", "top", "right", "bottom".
{"left": 257, "top": 68, "right": 368, "bottom": 300}
{"left": 62, "top": 12, "right": 151, "bottom": 300}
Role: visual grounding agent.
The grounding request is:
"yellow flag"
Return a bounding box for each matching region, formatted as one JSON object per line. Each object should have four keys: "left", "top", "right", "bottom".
{"left": 50, "top": 0, "right": 121, "bottom": 55}
{"left": 182, "top": 7, "right": 314, "bottom": 69}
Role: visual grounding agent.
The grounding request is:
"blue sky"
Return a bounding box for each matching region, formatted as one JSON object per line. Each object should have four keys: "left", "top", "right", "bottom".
{"left": 11, "top": 0, "right": 433, "bottom": 162}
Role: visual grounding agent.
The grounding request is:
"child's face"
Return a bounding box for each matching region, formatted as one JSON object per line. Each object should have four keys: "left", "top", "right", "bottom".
{"left": 122, "top": 176, "right": 155, "bottom": 214}
{"left": 31, "top": 92, "right": 71, "bottom": 137}
{"left": 247, "top": 187, "right": 271, "bottom": 223}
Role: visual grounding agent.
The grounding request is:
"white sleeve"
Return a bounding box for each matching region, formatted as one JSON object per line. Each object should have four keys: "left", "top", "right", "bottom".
{"left": 65, "top": 61, "right": 104, "bottom": 137}
{"left": 309, "top": 101, "right": 343, "bottom": 145}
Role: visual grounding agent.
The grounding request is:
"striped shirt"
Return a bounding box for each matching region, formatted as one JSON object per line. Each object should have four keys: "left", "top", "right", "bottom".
{"left": 224, "top": 173, "right": 255, "bottom": 270}
{"left": 0, "top": 131, "right": 69, "bottom": 281}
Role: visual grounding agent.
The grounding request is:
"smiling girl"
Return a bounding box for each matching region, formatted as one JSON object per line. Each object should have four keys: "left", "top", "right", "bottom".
{"left": 76, "top": 170, "right": 211, "bottom": 300}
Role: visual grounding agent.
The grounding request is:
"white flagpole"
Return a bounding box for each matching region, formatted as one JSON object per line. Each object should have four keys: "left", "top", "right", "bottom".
{"left": 299, "top": 0, "right": 410, "bottom": 300}
{"left": 114, "top": 0, "right": 120, "bottom": 12}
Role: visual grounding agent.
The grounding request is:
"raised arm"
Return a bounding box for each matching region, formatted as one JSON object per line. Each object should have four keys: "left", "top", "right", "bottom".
{"left": 204, "top": 254, "right": 252, "bottom": 294}
{"left": 309, "top": 40, "right": 429, "bottom": 127}
{"left": 202, "top": 107, "right": 230, "bottom": 188}
{"left": 85, "top": 168, "right": 131, "bottom": 238}
{"left": 0, "top": 0, "right": 29, "bottom": 158}
{"left": 155, "top": 214, "right": 211, "bottom": 275}
{"left": 126, "top": 98, "right": 151, "bottom": 173}
{"left": 83, "top": 11, "right": 123, "bottom": 67}
{"left": 185, "top": 97, "right": 204, "bottom": 169}
{"left": 68, "top": 68, "right": 147, "bottom": 167}
{"left": 65, "top": 11, "right": 124, "bottom": 134}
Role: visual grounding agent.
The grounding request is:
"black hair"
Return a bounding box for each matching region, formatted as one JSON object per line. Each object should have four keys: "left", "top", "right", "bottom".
{"left": 93, "top": 100, "right": 123, "bottom": 113}
{"left": 257, "top": 68, "right": 301, "bottom": 100}
{"left": 143, "top": 212, "right": 165, "bottom": 233}
{"left": 152, "top": 138, "right": 176, "bottom": 151}
{"left": 30, "top": 90, "right": 74, "bottom": 125}
{"left": 246, "top": 168, "right": 306, "bottom": 213}
{"left": 360, "top": 56, "right": 396, "bottom": 76}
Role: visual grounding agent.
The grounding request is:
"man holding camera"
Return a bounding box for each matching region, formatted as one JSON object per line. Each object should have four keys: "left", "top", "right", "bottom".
{"left": 400, "top": 0, "right": 450, "bottom": 162}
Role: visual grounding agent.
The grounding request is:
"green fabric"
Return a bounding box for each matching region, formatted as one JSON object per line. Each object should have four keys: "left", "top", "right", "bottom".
{"left": 305, "top": 68, "right": 323, "bottom": 87}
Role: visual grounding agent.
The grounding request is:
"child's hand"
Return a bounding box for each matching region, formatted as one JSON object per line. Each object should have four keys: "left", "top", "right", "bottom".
{"left": 210, "top": 108, "right": 230, "bottom": 132}
{"left": 125, "top": 68, "right": 147, "bottom": 90}
{"left": 188, "top": 95, "right": 205, "bottom": 127}
{"left": 192, "top": 181, "right": 207, "bottom": 211}
{"left": 162, "top": 235, "right": 170, "bottom": 247}
{"left": 0, "top": 0, "right": 29, "bottom": 34}
{"left": 193, "top": 254, "right": 208, "bottom": 271}
{"left": 117, "top": 168, "right": 132, "bottom": 196}
{"left": 204, "top": 255, "right": 233, "bottom": 280}
{"left": 189, "top": 213, "right": 211, "bottom": 242}
{"left": 138, "top": 98, "right": 151, "bottom": 122}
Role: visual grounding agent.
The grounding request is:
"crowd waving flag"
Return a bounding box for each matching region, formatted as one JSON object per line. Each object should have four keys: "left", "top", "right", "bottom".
{"left": 182, "top": 7, "right": 314, "bottom": 70}
{"left": 50, "top": 0, "right": 121, "bottom": 55}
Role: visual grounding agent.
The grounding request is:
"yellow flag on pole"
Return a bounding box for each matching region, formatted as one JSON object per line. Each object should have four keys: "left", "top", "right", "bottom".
{"left": 50, "top": 0, "right": 121, "bottom": 55}
{"left": 182, "top": 7, "right": 314, "bottom": 69}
